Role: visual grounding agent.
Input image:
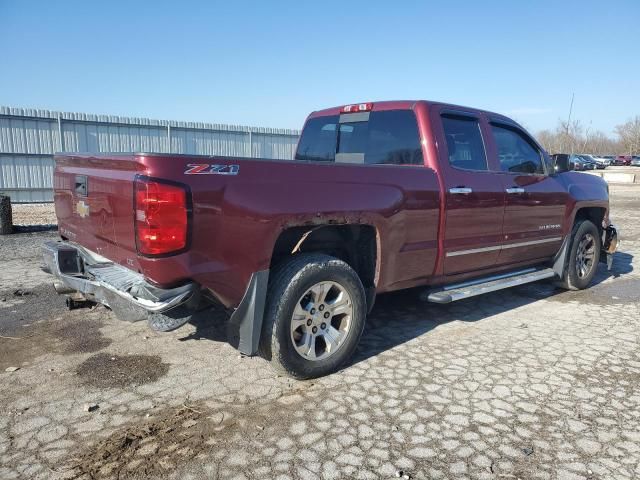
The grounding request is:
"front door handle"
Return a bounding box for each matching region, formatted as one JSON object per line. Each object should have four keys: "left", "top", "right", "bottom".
{"left": 449, "top": 187, "right": 473, "bottom": 194}
{"left": 506, "top": 187, "right": 525, "bottom": 194}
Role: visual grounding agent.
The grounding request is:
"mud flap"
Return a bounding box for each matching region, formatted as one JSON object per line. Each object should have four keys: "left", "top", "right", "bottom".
{"left": 552, "top": 235, "right": 570, "bottom": 278}
{"left": 227, "top": 270, "right": 269, "bottom": 356}
{"left": 365, "top": 286, "right": 376, "bottom": 314}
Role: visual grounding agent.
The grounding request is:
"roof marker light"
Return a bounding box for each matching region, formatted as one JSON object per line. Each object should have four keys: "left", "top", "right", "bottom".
{"left": 341, "top": 103, "right": 373, "bottom": 113}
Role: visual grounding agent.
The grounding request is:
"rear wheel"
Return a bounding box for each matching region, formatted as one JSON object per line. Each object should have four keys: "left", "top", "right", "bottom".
{"left": 556, "top": 219, "right": 601, "bottom": 290}
{"left": 260, "top": 253, "right": 366, "bottom": 379}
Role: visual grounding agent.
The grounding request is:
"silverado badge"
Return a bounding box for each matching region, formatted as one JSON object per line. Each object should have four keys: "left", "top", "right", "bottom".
{"left": 77, "top": 200, "right": 90, "bottom": 218}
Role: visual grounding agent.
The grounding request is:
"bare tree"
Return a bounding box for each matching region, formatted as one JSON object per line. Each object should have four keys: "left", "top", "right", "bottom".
{"left": 556, "top": 119, "right": 583, "bottom": 153}
{"left": 536, "top": 129, "right": 558, "bottom": 153}
{"left": 615, "top": 116, "right": 640, "bottom": 156}
{"left": 584, "top": 131, "right": 618, "bottom": 156}
{"left": 535, "top": 116, "right": 638, "bottom": 155}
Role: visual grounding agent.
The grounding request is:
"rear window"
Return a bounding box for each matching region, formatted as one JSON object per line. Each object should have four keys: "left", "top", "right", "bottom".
{"left": 295, "top": 110, "right": 423, "bottom": 165}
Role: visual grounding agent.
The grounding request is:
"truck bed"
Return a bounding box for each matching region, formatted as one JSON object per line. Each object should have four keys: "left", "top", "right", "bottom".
{"left": 54, "top": 152, "right": 440, "bottom": 308}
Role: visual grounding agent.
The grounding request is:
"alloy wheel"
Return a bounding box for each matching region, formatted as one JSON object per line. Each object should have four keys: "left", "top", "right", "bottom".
{"left": 575, "top": 233, "right": 596, "bottom": 279}
{"left": 289, "top": 281, "right": 353, "bottom": 361}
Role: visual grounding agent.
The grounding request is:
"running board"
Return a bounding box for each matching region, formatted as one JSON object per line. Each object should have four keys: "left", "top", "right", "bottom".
{"left": 425, "top": 267, "right": 557, "bottom": 304}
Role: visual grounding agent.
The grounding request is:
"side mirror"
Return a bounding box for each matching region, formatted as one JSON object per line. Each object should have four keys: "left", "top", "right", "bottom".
{"left": 552, "top": 154, "right": 571, "bottom": 173}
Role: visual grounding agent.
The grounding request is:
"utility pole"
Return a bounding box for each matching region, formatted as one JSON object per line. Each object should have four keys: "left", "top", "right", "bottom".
{"left": 566, "top": 92, "right": 574, "bottom": 133}
{"left": 565, "top": 93, "right": 575, "bottom": 152}
{"left": 582, "top": 120, "right": 592, "bottom": 153}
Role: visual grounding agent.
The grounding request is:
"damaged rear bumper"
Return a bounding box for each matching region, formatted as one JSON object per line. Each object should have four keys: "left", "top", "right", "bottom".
{"left": 42, "top": 241, "right": 196, "bottom": 321}
{"left": 601, "top": 224, "right": 619, "bottom": 270}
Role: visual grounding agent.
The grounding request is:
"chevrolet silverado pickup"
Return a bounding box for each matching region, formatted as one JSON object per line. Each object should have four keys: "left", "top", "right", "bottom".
{"left": 43, "top": 100, "right": 619, "bottom": 378}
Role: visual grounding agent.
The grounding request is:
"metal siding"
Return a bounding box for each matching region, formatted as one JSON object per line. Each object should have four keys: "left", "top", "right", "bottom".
{"left": 0, "top": 154, "right": 54, "bottom": 201}
{"left": 0, "top": 106, "right": 300, "bottom": 202}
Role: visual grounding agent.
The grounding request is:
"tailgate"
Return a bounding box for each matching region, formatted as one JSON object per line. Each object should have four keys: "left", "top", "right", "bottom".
{"left": 54, "top": 154, "right": 144, "bottom": 268}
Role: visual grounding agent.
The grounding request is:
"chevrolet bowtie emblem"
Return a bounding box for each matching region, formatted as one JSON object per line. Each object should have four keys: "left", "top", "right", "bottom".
{"left": 77, "top": 200, "right": 90, "bottom": 219}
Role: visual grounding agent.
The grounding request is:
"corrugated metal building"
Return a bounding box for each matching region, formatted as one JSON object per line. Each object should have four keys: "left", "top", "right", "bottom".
{"left": 0, "top": 106, "right": 300, "bottom": 203}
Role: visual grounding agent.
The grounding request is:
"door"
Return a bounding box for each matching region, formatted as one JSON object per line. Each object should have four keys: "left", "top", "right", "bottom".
{"left": 486, "top": 121, "right": 568, "bottom": 265}
{"left": 433, "top": 109, "right": 506, "bottom": 275}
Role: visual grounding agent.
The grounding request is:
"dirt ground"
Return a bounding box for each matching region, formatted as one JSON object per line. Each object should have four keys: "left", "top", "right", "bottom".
{"left": 0, "top": 185, "right": 639, "bottom": 480}
{"left": 10, "top": 203, "right": 58, "bottom": 227}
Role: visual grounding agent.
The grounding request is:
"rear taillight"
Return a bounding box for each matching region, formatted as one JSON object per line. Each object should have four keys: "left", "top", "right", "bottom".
{"left": 134, "top": 177, "right": 189, "bottom": 256}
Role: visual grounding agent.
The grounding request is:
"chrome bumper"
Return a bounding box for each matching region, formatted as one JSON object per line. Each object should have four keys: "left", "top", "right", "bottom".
{"left": 42, "top": 241, "right": 195, "bottom": 320}
{"left": 602, "top": 224, "right": 619, "bottom": 270}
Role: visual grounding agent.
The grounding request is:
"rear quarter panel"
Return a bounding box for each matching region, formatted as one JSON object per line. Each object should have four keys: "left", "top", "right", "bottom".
{"left": 139, "top": 155, "right": 441, "bottom": 307}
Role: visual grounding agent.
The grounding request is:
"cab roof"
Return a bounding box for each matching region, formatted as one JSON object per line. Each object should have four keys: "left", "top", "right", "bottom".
{"left": 308, "top": 100, "right": 514, "bottom": 124}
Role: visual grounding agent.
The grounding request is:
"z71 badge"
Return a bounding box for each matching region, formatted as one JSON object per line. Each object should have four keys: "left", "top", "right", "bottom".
{"left": 184, "top": 164, "right": 239, "bottom": 175}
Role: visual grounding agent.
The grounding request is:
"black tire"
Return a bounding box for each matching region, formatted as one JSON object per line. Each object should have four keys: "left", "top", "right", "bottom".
{"left": 556, "top": 219, "right": 601, "bottom": 290}
{"left": 260, "top": 253, "right": 366, "bottom": 379}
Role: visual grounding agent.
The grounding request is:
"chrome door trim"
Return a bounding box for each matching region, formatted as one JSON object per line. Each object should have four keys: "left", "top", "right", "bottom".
{"left": 449, "top": 187, "right": 473, "bottom": 194}
{"left": 505, "top": 187, "right": 525, "bottom": 194}
{"left": 446, "top": 244, "right": 502, "bottom": 257}
{"left": 501, "top": 236, "right": 562, "bottom": 250}
{"left": 446, "top": 236, "right": 563, "bottom": 257}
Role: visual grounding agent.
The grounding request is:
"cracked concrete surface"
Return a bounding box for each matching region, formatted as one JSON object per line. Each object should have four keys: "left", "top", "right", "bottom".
{"left": 0, "top": 185, "right": 638, "bottom": 480}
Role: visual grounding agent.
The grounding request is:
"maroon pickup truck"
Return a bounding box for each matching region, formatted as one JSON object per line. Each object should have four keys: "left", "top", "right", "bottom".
{"left": 43, "top": 100, "right": 618, "bottom": 378}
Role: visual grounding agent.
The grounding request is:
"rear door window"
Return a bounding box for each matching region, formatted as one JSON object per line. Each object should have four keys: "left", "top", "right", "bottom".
{"left": 441, "top": 115, "right": 488, "bottom": 171}
{"left": 294, "top": 116, "right": 338, "bottom": 162}
{"left": 365, "top": 110, "right": 423, "bottom": 165}
{"left": 491, "top": 124, "right": 545, "bottom": 174}
{"left": 295, "top": 110, "right": 423, "bottom": 165}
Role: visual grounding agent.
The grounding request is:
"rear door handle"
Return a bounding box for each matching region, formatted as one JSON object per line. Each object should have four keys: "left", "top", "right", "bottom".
{"left": 449, "top": 187, "right": 473, "bottom": 194}
{"left": 506, "top": 187, "right": 525, "bottom": 194}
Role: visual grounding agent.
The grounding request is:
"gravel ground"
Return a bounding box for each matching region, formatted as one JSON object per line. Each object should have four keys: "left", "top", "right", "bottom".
{"left": 0, "top": 186, "right": 638, "bottom": 480}
{"left": 10, "top": 203, "right": 57, "bottom": 227}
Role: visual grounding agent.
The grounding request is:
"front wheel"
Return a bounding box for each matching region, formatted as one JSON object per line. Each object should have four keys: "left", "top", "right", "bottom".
{"left": 556, "top": 219, "right": 601, "bottom": 290}
{"left": 260, "top": 253, "right": 367, "bottom": 379}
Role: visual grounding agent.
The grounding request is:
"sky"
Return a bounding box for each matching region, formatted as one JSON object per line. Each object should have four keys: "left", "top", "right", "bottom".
{"left": 1, "top": 0, "right": 639, "bottom": 135}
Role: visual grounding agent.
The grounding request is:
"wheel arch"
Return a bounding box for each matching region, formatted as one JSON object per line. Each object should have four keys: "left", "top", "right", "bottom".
{"left": 553, "top": 206, "right": 605, "bottom": 279}
{"left": 228, "top": 223, "right": 380, "bottom": 358}
{"left": 270, "top": 223, "right": 379, "bottom": 312}
{"left": 573, "top": 206, "right": 606, "bottom": 234}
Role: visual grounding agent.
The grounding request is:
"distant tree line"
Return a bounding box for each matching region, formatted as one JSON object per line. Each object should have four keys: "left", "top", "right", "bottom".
{"left": 535, "top": 116, "right": 640, "bottom": 156}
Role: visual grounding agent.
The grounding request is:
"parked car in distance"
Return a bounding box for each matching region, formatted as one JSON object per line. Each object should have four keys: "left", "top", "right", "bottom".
{"left": 43, "top": 100, "right": 619, "bottom": 378}
{"left": 590, "top": 155, "right": 610, "bottom": 168}
{"left": 570, "top": 154, "right": 596, "bottom": 171}
{"left": 631, "top": 156, "right": 640, "bottom": 167}
{"left": 613, "top": 155, "right": 632, "bottom": 166}
{"left": 580, "top": 154, "right": 606, "bottom": 169}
